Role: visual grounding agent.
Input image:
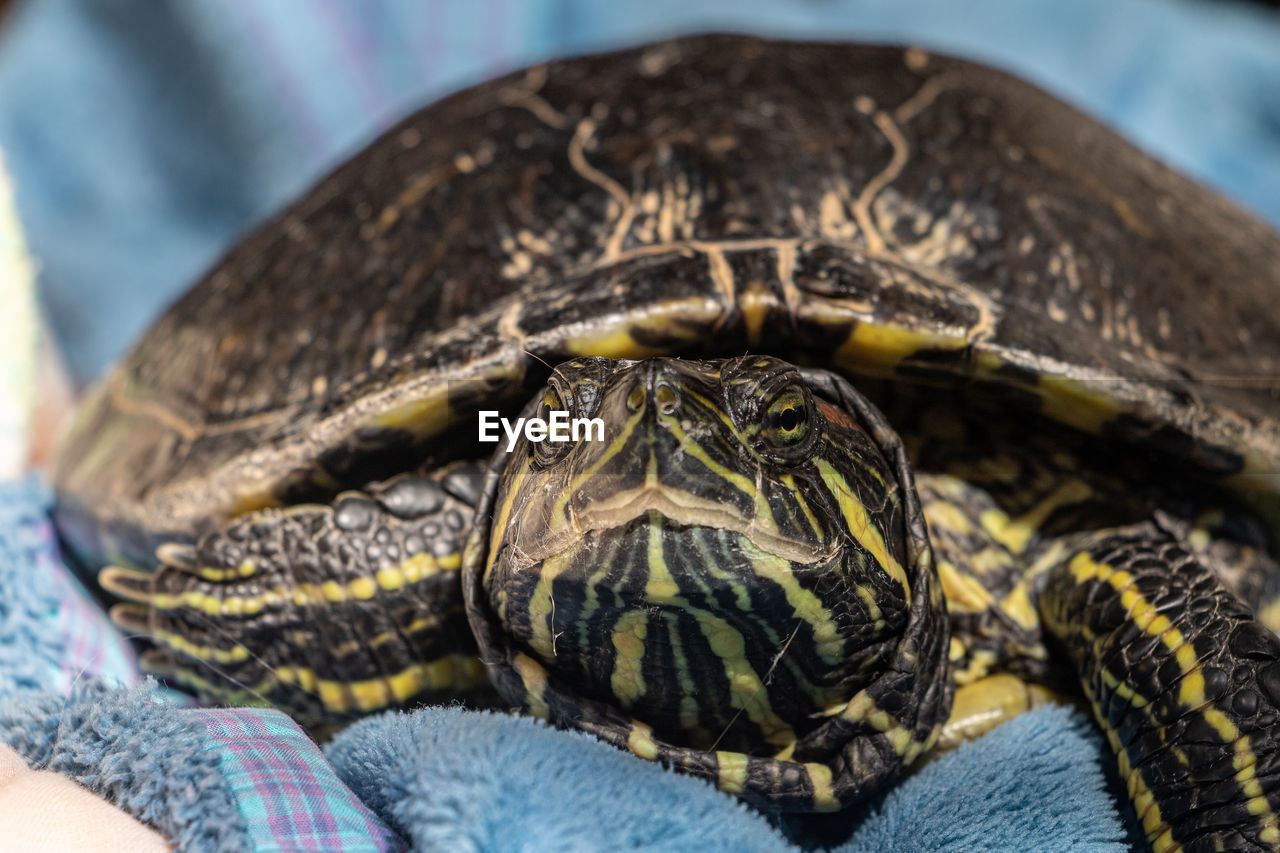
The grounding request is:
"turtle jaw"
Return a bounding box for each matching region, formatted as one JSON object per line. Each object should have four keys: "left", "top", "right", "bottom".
{"left": 512, "top": 487, "right": 838, "bottom": 568}
{"left": 488, "top": 509, "right": 887, "bottom": 755}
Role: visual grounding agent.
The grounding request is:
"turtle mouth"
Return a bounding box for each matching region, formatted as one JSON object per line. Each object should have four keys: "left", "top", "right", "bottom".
{"left": 505, "top": 483, "right": 838, "bottom": 569}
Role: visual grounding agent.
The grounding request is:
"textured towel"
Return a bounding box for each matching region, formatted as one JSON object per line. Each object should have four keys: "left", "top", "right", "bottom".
{"left": 0, "top": 683, "right": 406, "bottom": 852}
{"left": 0, "top": 679, "right": 1127, "bottom": 853}
{"left": 325, "top": 703, "right": 1127, "bottom": 853}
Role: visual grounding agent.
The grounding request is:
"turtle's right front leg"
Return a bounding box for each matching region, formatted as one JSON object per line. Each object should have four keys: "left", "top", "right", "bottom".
{"left": 1041, "top": 519, "right": 1280, "bottom": 853}
{"left": 102, "top": 462, "right": 493, "bottom": 725}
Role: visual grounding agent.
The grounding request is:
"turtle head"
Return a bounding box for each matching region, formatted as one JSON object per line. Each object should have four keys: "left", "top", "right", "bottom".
{"left": 463, "top": 355, "right": 950, "bottom": 811}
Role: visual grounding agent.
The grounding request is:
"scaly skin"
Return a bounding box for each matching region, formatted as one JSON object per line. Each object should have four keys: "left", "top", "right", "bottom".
{"left": 104, "top": 357, "right": 1280, "bottom": 850}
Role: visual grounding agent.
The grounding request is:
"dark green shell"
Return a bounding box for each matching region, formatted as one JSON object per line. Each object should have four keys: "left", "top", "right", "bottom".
{"left": 54, "top": 34, "right": 1280, "bottom": 573}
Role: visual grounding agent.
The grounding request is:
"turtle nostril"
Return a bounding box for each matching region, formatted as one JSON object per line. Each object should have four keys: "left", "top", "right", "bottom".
{"left": 627, "top": 385, "right": 646, "bottom": 412}
{"left": 655, "top": 382, "right": 678, "bottom": 415}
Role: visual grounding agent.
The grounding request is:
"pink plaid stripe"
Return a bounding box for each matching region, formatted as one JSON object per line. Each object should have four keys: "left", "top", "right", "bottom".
{"left": 200, "top": 708, "right": 406, "bottom": 852}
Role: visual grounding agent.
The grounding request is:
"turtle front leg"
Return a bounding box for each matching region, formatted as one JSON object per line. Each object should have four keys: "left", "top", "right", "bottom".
{"left": 102, "top": 462, "right": 492, "bottom": 725}
{"left": 1040, "top": 518, "right": 1280, "bottom": 852}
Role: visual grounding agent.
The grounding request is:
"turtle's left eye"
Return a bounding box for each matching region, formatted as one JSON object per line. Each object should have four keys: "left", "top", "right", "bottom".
{"left": 762, "top": 388, "right": 810, "bottom": 446}
{"left": 533, "top": 387, "right": 574, "bottom": 466}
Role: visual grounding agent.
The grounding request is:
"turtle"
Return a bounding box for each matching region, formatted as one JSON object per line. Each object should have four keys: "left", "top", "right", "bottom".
{"left": 50, "top": 34, "right": 1280, "bottom": 852}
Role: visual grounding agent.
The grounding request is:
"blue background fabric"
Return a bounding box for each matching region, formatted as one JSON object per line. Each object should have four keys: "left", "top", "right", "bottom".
{"left": 0, "top": 476, "right": 137, "bottom": 696}
{"left": 0, "top": 0, "right": 1277, "bottom": 381}
{"left": 0, "top": 0, "right": 1277, "bottom": 850}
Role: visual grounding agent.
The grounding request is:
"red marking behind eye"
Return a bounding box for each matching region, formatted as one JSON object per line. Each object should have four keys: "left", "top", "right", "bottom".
{"left": 817, "top": 400, "right": 866, "bottom": 436}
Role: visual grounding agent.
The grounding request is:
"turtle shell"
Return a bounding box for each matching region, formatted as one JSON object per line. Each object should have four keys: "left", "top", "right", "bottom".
{"left": 53, "top": 35, "right": 1280, "bottom": 570}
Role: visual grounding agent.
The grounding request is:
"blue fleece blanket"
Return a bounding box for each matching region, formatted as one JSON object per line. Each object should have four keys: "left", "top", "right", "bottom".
{"left": 0, "top": 679, "right": 1129, "bottom": 852}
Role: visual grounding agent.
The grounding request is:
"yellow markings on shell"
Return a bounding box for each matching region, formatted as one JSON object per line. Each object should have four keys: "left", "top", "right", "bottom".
{"left": 739, "top": 280, "right": 775, "bottom": 346}
{"left": 562, "top": 297, "right": 721, "bottom": 359}
{"left": 513, "top": 652, "right": 551, "bottom": 719}
{"left": 610, "top": 610, "right": 649, "bottom": 707}
{"left": 627, "top": 721, "right": 660, "bottom": 761}
{"left": 815, "top": 458, "right": 908, "bottom": 593}
{"left": 376, "top": 164, "right": 454, "bottom": 231}
{"left": 835, "top": 324, "right": 965, "bottom": 374}
{"left": 1036, "top": 374, "right": 1124, "bottom": 436}
{"left": 230, "top": 492, "right": 285, "bottom": 516}
{"left": 716, "top": 751, "right": 750, "bottom": 794}
{"left": 980, "top": 478, "right": 1093, "bottom": 554}
{"left": 371, "top": 388, "right": 450, "bottom": 439}
{"left": 564, "top": 327, "right": 667, "bottom": 360}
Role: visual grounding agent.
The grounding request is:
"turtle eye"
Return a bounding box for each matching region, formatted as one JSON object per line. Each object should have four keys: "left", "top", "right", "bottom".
{"left": 762, "top": 388, "right": 810, "bottom": 447}
{"left": 532, "top": 386, "right": 574, "bottom": 467}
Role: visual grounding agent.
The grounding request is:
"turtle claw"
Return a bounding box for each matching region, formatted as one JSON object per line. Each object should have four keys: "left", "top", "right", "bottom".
{"left": 100, "top": 566, "right": 155, "bottom": 603}
{"left": 156, "top": 542, "right": 198, "bottom": 571}
{"left": 108, "top": 602, "right": 152, "bottom": 635}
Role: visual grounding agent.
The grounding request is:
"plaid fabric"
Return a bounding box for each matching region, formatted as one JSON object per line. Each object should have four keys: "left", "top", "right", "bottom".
{"left": 0, "top": 475, "right": 138, "bottom": 697}
{"left": 200, "top": 707, "right": 407, "bottom": 852}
